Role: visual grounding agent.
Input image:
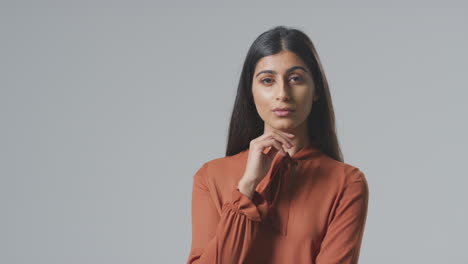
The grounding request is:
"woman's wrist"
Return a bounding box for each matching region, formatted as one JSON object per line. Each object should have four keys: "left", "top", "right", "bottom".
{"left": 237, "top": 178, "right": 258, "bottom": 200}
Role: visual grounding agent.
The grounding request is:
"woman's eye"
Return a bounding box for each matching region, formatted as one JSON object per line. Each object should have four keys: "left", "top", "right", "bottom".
{"left": 290, "top": 76, "right": 304, "bottom": 82}
{"left": 261, "top": 78, "right": 274, "bottom": 84}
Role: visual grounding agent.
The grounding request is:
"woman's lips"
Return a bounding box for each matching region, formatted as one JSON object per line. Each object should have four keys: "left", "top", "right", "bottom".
{"left": 272, "top": 109, "right": 295, "bottom": 117}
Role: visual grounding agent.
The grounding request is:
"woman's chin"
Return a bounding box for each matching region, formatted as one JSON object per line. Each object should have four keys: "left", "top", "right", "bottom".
{"left": 269, "top": 120, "right": 298, "bottom": 132}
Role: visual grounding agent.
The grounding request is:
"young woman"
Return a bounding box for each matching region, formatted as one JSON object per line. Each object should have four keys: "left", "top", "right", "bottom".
{"left": 187, "top": 25, "right": 369, "bottom": 264}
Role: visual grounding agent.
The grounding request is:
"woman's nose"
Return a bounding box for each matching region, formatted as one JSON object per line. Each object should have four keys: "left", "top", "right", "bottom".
{"left": 276, "top": 80, "right": 291, "bottom": 100}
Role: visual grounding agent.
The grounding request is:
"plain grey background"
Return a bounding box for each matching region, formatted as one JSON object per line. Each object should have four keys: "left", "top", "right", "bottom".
{"left": 1, "top": 2, "right": 467, "bottom": 264}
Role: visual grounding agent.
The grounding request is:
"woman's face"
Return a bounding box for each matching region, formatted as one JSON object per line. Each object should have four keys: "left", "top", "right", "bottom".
{"left": 252, "top": 50, "right": 318, "bottom": 133}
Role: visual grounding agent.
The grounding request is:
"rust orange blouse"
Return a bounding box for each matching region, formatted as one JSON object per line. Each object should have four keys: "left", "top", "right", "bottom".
{"left": 187, "top": 142, "right": 369, "bottom": 264}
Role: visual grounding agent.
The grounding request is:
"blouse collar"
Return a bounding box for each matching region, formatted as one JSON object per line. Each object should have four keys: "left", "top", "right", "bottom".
{"left": 283, "top": 140, "right": 322, "bottom": 161}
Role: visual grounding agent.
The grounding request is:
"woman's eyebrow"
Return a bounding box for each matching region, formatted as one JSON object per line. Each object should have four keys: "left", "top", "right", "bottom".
{"left": 255, "top": 66, "right": 308, "bottom": 78}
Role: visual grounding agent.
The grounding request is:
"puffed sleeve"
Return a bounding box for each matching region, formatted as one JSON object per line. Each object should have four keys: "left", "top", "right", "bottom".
{"left": 315, "top": 171, "right": 369, "bottom": 264}
{"left": 186, "top": 162, "right": 269, "bottom": 264}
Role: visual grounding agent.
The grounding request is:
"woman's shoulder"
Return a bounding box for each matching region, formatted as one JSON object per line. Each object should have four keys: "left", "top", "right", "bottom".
{"left": 207, "top": 148, "right": 248, "bottom": 164}
{"left": 196, "top": 149, "right": 249, "bottom": 184}
{"left": 315, "top": 154, "right": 368, "bottom": 188}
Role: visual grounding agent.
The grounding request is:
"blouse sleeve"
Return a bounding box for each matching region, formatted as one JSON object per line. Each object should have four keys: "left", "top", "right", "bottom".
{"left": 315, "top": 172, "right": 369, "bottom": 264}
{"left": 186, "top": 162, "right": 269, "bottom": 264}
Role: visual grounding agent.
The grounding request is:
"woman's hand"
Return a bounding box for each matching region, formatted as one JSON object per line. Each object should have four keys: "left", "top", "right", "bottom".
{"left": 237, "top": 131, "right": 295, "bottom": 199}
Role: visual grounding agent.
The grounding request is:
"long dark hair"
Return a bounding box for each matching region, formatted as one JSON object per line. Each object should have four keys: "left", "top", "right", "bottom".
{"left": 225, "top": 25, "right": 343, "bottom": 162}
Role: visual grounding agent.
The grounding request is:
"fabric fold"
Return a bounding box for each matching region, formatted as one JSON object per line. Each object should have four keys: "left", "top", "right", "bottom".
{"left": 263, "top": 153, "right": 297, "bottom": 235}
{"left": 230, "top": 187, "right": 269, "bottom": 222}
{"left": 230, "top": 152, "right": 298, "bottom": 235}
